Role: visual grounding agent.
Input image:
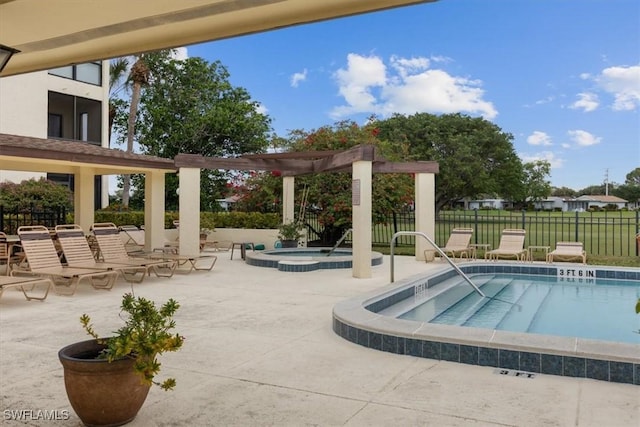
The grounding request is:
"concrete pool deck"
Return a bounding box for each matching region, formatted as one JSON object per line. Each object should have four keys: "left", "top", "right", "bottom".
{"left": 1, "top": 254, "right": 638, "bottom": 426}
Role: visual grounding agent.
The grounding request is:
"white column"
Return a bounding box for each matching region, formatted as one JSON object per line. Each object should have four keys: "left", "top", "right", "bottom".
{"left": 73, "top": 167, "right": 95, "bottom": 233}
{"left": 282, "top": 176, "right": 295, "bottom": 223}
{"left": 144, "top": 170, "right": 166, "bottom": 252}
{"left": 178, "top": 168, "right": 200, "bottom": 255}
{"left": 352, "top": 160, "right": 372, "bottom": 278}
{"left": 415, "top": 173, "right": 435, "bottom": 261}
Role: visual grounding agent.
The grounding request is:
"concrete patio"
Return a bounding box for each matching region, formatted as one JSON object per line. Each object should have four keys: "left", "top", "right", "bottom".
{"left": 1, "top": 254, "right": 638, "bottom": 426}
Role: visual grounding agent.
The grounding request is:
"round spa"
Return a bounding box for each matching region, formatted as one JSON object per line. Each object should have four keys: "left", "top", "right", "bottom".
{"left": 245, "top": 248, "right": 384, "bottom": 272}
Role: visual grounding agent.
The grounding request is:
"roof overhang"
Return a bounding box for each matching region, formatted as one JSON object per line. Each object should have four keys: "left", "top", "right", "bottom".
{"left": 0, "top": 133, "right": 176, "bottom": 175}
{"left": 0, "top": 0, "right": 437, "bottom": 77}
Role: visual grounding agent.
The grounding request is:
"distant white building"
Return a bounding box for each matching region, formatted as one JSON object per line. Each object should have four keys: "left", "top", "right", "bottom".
{"left": 532, "top": 197, "right": 566, "bottom": 211}
{"left": 0, "top": 61, "right": 110, "bottom": 208}
{"left": 565, "top": 195, "right": 628, "bottom": 211}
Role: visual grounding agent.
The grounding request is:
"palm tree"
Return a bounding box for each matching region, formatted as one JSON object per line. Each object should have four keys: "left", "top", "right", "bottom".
{"left": 121, "top": 56, "right": 150, "bottom": 208}
{"left": 108, "top": 57, "right": 129, "bottom": 147}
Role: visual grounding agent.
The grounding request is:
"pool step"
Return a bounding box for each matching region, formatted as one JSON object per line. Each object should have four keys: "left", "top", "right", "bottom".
{"left": 462, "top": 279, "right": 530, "bottom": 329}
{"left": 495, "top": 282, "right": 552, "bottom": 332}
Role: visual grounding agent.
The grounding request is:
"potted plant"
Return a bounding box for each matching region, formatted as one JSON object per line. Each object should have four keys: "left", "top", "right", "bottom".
{"left": 58, "top": 293, "right": 184, "bottom": 427}
{"left": 278, "top": 221, "right": 304, "bottom": 248}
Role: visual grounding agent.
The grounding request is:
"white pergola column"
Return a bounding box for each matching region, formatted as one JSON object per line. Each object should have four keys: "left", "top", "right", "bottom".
{"left": 352, "top": 160, "right": 372, "bottom": 278}
{"left": 282, "top": 176, "right": 295, "bottom": 223}
{"left": 415, "top": 172, "right": 435, "bottom": 261}
{"left": 177, "top": 167, "right": 200, "bottom": 255}
{"left": 144, "top": 170, "right": 167, "bottom": 252}
{"left": 73, "top": 167, "right": 95, "bottom": 233}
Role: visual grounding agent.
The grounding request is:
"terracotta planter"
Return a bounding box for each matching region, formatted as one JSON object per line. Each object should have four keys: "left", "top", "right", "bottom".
{"left": 59, "top": 339, "right": 151, "bottom": 427}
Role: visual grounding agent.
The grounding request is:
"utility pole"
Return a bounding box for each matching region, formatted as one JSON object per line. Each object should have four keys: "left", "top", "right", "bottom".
{"left": 604, "top": 168, "right": 609, "bottom": 196}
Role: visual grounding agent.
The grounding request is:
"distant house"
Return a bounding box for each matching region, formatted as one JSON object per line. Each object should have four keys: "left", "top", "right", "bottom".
{"left": 532, "top": 197, "right": 566, "bottom": 211}
{"left": 216, "top": 195, "right": 241, "bottom": 211}
{"left": 565, "top": 195, "right": 628, "bottom": 211}
{"left": 466, "top": 198, "right": 513, "bottom": 210}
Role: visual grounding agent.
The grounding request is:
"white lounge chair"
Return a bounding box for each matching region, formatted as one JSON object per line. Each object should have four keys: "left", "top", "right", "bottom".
{"left": 546, "top": 242, "right": 587, "bottom": 264}
{"left": 485, "top": 229, "right": 527, "bottom": 261}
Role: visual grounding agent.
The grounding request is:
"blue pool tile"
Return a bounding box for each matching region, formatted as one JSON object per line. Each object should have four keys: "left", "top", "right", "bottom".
{"left": 369, "top": 332, "right": 382, "bottom": 350}
{"left": 520, "top": 352, "right": 541, "bottom": 373}
{"left": 405, "top": 338, "right": 423, "bottom": 357}
{"left": 563, "top": 356, "right": 586, "bottom": 378}
{"left": 634, "top": 364, "right": 640, "bottom": 386}
{"left": 460, "top": 345, "right": 478, "bottom": 365}
{"left": 541, "top": 354, "right": 563, "bottom": 376}
{"left": 422, "top": 340, "right": 440, "bottom": 360}
{"left": 382, "top": 335, "right": 398, "bottom": 353}
{"left": 586, "top": 359, "right": 609, "bottom": 381}
{"left": 499, "top": 349, "right": 519, "bottom": 370}
{"left": 346, "top": 325, "right": 357, "bottom": 343}
{"left": 441, "top": 342, "right": 459, "bottom": 362}
{"left": 356, "top": 328, "right": 369, "bottom": 347}
{"left": 478, "top": 347, "right": 499, "bottom": 367}
{"left": 610, "top": 361, "right": 634, "bottom": 384}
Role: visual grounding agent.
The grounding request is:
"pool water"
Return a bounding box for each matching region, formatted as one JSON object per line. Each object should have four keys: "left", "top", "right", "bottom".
{"left": 399, "top": 274, "right": 640, "bottom": 345}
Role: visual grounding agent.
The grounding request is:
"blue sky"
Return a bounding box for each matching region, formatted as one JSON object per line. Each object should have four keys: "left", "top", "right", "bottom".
{"left": 183, "top": 0, "right": 639, "bottom": 191}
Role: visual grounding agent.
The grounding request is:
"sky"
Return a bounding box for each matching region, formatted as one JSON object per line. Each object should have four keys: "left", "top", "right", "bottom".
{"left": 181, "top": 0, "right": 640, "bottom": 192}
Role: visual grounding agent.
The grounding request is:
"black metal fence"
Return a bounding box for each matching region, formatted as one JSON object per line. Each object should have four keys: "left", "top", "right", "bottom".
{"left": 306, "top": 209, "right": 640, "bottom": 257}
{"left": 0, "top": 205, "right": 67, "bottom": 235}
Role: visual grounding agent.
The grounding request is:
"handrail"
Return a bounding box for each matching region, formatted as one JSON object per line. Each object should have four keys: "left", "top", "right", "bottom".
{"left": 390, "top": 231, "right": 485, "bottom": 298}
{"left": 326, "top": 228, "right": 353, "bottom": 256}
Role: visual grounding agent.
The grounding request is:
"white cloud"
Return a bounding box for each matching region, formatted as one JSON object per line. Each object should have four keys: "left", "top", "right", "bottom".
{"left": 569, "top": 92, "right": 599, "bottom": 112}
{"left": 561, "top": 143, "right": 571, "bottom": 149}
{"left": 171, "top": 47, "right": 189, "bottom": 61}
{"left": 255, "top": 103, "right": 268, "bottom": 115}
{"left": 520, "top": 151, "right": 564, "bottom": 169}
{"left": 596, "top": 65, "right": 640, "bottom": 111}
{"left": 526, "top": 131, "right": 552, "bottom": 146}
{"left": 330, "top": 53, "right": 497, "bottom": 120}
{"left": 567, "top": 129, "right": 601, "bottom": 146}
{"left": 290, "top": 69, "right": 308, "bottom": 88}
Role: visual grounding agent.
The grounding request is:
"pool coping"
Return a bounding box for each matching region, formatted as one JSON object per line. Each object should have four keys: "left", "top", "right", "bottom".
{"left": 333, "top": 262, "right": 640, "bottom": 385}
{"left": 246, "top": 247, "right": 384, "bottom": 270}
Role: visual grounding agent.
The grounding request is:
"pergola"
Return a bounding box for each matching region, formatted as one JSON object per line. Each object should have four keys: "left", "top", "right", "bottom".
{"left": 175, "top": 144, "right": 438, "bottom": 278}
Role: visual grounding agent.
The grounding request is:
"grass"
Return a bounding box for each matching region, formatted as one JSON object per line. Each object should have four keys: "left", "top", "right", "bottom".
{"left": 372, "top": 245, "right": 640, "bottom": 267}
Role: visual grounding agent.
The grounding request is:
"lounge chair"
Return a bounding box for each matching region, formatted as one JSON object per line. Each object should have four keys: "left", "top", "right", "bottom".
{"left": 546, "top": 242, "right": 587, "bottom": 264}
{"left": 119, "top": 225, "right": 146, "bottom": 253}
{"left": 94, "top": 221, "right": 217, "bottom": 273}
{"left": 55, "top": 224, "right": 151, "bottom": 283}
{"left": 16, "top": 226, "right": 119, "bottom": 296}
{"left": 485, "top": 229, "right": 528, "bottom": 261}
{"left": 90, "top": 223, "right": 178, "bottom": 278}
{"left": 437, "top": 228, "right": 474, "bottom": 260}
{"left": 0, "top": 274, "right": 53, "bottom": 301}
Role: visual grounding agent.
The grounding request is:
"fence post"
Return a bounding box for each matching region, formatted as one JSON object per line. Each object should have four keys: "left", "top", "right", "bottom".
{"left": 521, "top": 210, "right": 526, "bottom": 229}
{"left": 575, "top": 210, "right": 579, "bottom": 242}
{"left": 473, "top": 209, "right": 478, "bottom": 244}
{"left": 0, "top": 205, "right": 3, "bottom": 233}
{"left": 636, "top": 210, "right": 639, "bottom": 257}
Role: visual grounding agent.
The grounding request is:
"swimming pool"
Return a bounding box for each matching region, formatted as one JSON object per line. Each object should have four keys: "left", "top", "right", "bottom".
{"left": 245, "top": 248, "right": 384, "bottom": 272}
{"left": 333, "top": 262, "right": 640, "bottom": 385}
{"left": 397, "top": 274, "right": 639, "bottom": 344}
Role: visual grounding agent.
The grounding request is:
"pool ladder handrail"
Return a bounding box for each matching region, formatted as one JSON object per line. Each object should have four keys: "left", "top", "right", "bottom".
{"left": 390, "top": 231, "right": 485, "bottom": 298}
{"left": 325, "top": 228, "right": 353, "bottom": 256}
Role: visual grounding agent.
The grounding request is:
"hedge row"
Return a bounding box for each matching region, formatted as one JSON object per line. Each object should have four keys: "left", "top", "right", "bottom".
{"left": 93, "top": 211, "right": 280, "bottom": 230}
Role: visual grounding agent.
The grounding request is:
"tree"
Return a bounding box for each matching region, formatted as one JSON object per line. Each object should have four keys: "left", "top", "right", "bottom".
{"left": 108, "top": 57, "right": 129, "bottom": 146}
{"left": 521, "top": 160, "right": 552, "bottom": 205}
{"left": 625, "top": 167, "right": 640, "bottom": 186}
{"left": 0, "top": 178, "right": 73, "bottom": 211}
{"left": 135, "top": 55, "right": 272, "bottom": 210}
{"left": 551, "top": 186, "right": 576, "bottom": 197}
{"left": 234, "top": 120, "right": 414, "bottom": 244}
{"left": 375, "top": 113, "right": 524, "bottom": 215}
{"left": 577, "top": 185, "right": 606, "bottom": 196}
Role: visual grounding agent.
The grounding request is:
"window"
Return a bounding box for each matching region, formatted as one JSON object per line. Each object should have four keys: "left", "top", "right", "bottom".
{"left": 48, "top": 92, "right": 101, "bottom": 142}
{"left": 49, "top": 61, "right": 102, "bottom": 86}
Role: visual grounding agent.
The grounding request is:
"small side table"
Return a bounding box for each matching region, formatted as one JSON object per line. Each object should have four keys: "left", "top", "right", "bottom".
{"left": 527, "top": 245, "right": 550, "bottom": 262}
{"left": 230, "top": 242, "right": 254, "bottom": 260}
{"left": 469, "top": 243, "right": 491, "bottom": 260}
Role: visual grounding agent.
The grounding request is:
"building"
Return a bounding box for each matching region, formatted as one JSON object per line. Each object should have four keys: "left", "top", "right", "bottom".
{"left": 565, "top": 195, "right": 628, "bottom": 211}
{"left": 0, "top": 61, "right": 110, "bottom": 208}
